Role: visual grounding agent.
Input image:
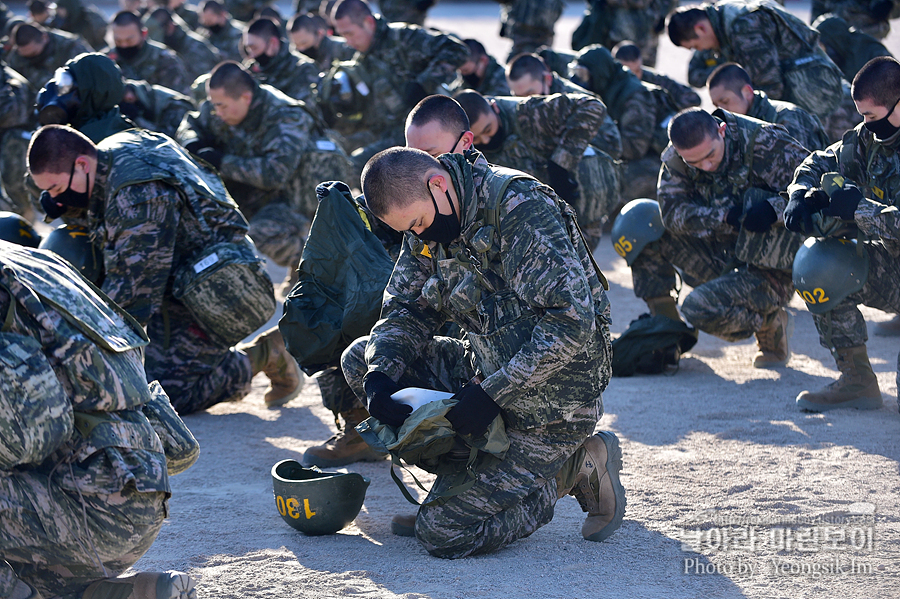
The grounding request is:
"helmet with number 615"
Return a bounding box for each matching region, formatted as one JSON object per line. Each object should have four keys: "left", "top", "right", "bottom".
{"left": 271, "top": 459, "right": 370, "bottom": 535}
{"left": 792, "top": 237, "right": 868, "bottom": 314}
{"left": 610, "top": 198, "right": 664, "bottom": 265}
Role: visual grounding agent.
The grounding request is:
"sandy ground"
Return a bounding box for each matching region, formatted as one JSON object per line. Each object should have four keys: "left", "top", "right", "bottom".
{"left": 19, "top": 0, "right": 899, "bottom": 596}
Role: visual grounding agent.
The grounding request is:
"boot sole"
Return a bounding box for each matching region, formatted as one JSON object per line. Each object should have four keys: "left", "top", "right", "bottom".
{"left": 583, "top": 431, "right": 626, "bottom": 543}
{"left": 796, "top": 393, "right": 883, "bottom": 412}
{"left": 753, "top": 311, "right": 794, "bottom": 369}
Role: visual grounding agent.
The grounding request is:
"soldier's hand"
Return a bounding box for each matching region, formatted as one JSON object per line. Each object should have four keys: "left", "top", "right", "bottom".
{"left": 364, "top": 371, "right": 410, "bottom": 427}
{"left": 784, "top": 189, "right": 823, "bottom": 233}
{"left": 822, "top": 186, "right": 864, "bottom": 221}
{"left": 196, "top": 147, "right": 224, "bottom": 169}
{"left": 546, "top": 160, "right": 580, "bottom": 204}
{"left": 741, "top": 199, "right": 777, "bottom": 232}
{"left": 725, "top": 204, "right": 743, "bottom": 231}
{"left": 445, "top": 384, "right": 501, "bottom": 437}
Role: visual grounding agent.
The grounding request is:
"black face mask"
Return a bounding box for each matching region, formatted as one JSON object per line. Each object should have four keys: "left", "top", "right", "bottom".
{"left": 115, "top": 44, "right": 142, "bottom": 61}
{"left": 300, "top": 45, "right": 319, "bottom": 61}
{"left": 478, "top": 120, "right": 506, "bottom": 152}
{"left": 39, "top": 161, "right": 90, "bottom": 219}
{"left": 254, "top": 50, "right": 273, "bottom": 67}
{"left": 207, "top": 23, "right": 225, "bottom": 35}
{"left": 864, "top": 97, "right": 900, "bottom": 139}
{"left": 416, "top": 184, "right": 460, "bottom": 244}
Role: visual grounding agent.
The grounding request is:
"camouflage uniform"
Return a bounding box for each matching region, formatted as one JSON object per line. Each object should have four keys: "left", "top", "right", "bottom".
{"left": 498, "top": 0, "right": 564, "bottom": 61}
{"left": 246, "top": 42, "right": 321, "bottom": 106}
{"left": 379, "top": 0, "right": 436, "bottom": 26}
{"left": 633, "top": 111, "right": 808, "bottom": 341}
{"left": 811, "top": 0, "right": 897, "bottom": 40}
{"left": 177, "top": 83, "right": 351, "bottom": 270}
{"left": 0, "top": 65, "right": 36, "bottom": 220}
{"left": 451, "top": 54, "right": 511, "bottom": 98}
{"left": 107, "top": 39, "right": 192, "bottom": 96}
{"left": 546, "top": 71, "right": 623, "bottom": 160}
{"left": 641, "top": 67, "right": 701, "bottom": 111}
{"left": 75, "top": 130, "right": 256, "bottom": 414}
{"left": 687, "top": 49, "right": 725, "bottom": 89}
{"left": 572, "top": 0, "right": 675, "bottom": 67}
{"left": 813, "top": 14, "right": 893, "bottom": 82}
{"left": 703, "top": 0, "right": 844, "bottom": 119}
{"left": 337, "top": 15, "right": 468, "bottom": 174}
{"left": 123, "top": 80, "right": 194, "bottom": 138}
{"left": 201, "top": 19, "right": 244, "bottom": 63}
{"left": 0, "top": 244, "right": 169, "bottom": 599}
{"left": 52, "top": 0, "right": 109, "bottom": 51}
{"left": 342, "top": 152, "right": 611, "bottom": 558}
{"left": 301, "top": 35, "right": 355, "bottom": 74}
{"left": 479, "top": 93, "right": 620, "bottom": 246}
{"left": 6, "top": 29, "right": 91, "bottom": 91}
{"left": 224, "top": 0, "right": 269, "bottom": 23}
{"left": 786, "top": 124, "right": 900, "bottom": 370}
{"left": 174, "top": 3, "right": 201, "bottom": 31}
{"left": 746, "top": 89, "right": 830, "bottom": 151}
{"left": 146, "top": 15, "right": 222, "bottom": 84}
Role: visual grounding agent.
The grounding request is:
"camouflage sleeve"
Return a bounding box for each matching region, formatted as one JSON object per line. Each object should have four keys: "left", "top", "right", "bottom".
{"left": 594, "top": 112, "right": 623, "bottom": 160}
{"left": 365, "top": 235, "right": 447, "bottom": 380}
{"left": 100, "top": 181, "right": 182, "bottom": 325}
{"left": 749, "top": 126, "right": 812, "bottom": 214}
{"left": 174, "top": 106, "right": 208, "bottom": 148}
{"left": 643, "top": 69, "right": 701, "bottom": 110}
{"left": 617, "top": 88, "right": 656, "bottom": 161}
{"left": 658, "top": 146, "right": 735, "bottom": 236}
{"left": 158, "top": 51, "right": 191, "bottom": 95}
{"left": 856, "top": 198, "right": 900, "bottom": 242}
{"left": 777, "top": 109, "right": 829, "bottom": 152}
{"left": 400, "top": 27, "right": 469, "bottom": 93}
{"left": 156, "top": 98, "right": 193, "bottom": 138}
{"left": 786, "top": 139, "right": 841, "bottom": 200}
{"left": 525, "top": 93, "right": 606, "bottom": 171}
{"left": 283, "top": 59, "right": 320, "bottom": 105}
{"left": 729, "top": 12, "right": 786, "bottom": 100}
{"left": 480, "top": 188, "right": 595, "bottom": 408}
{"left": 218, "top": 109, "right": 307, "bottom": 191}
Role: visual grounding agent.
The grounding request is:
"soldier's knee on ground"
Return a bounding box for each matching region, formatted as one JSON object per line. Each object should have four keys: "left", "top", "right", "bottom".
{"left": 340, "top": 336, "right": 371, "bottom": 400}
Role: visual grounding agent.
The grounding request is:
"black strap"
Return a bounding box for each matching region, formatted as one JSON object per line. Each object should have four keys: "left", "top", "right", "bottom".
{"left": 0, "top": 282, "right": 15, "bottom": 333}
{"left": 389, "top": 444, "right": 480, "bottom": 508}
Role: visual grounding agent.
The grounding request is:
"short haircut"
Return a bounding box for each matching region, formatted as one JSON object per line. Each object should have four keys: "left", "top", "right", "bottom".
{"left": 667, "top": 7, "right": 707, "bottom": 46}
{"left": 255, "top": 6, "right": 283, "bottom": 24}
{"left": 406, "top": 95, "right": 470, "bottom": 136}
{"left": 454, "top": 89, "right": 492, "bottom": 125}
{"left": 246, "top": 16, "right": 281, "bottom": 39}
{"left": 332, "top": 0, "right": 372, "bottom": 25}
{"left": 506, "top": 53, "right": 548, "bottom": 82}
{"left": 147, "top": 7, "right": 174, "bottom": 25}
{"left": 27, "top": 0, "right": 48, "bottom": 14}
{"left": 207, "top": 61, "right": 256, "bottom": 97}
{"left": 707, "top": 62, "right": 752, "bottom": 95}
{"left": 852, "top": 56, "right": 900, "bottom": 107}
{"left": 668, "top": 107, "right": 719, "bottom": 150}
{"left": 361, "top": 147, "right": 440, "bottom": 217}
{"left": 612, "top": 41, "right": 641, "bottom": 63}
{"left": 112, "top": 10, "right": 144, "bottom": 29}
{"left": 289, "top": 13, "right": 326, "bottom": 34}
{"left": 201, "top": 0, "right": 227, "bottom": 15}
{"left": 12, "top": 23, "right": 42, "bottom": 47}
{"left": 27, "top": 125, "right": 97, "bottom": 175}
{"left": 463, "top": 38, "right": 486, "bottom": 60}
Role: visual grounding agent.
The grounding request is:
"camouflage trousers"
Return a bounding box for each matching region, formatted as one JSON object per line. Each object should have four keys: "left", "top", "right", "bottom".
{"left": 248, "top": 202, "right": 308, "bottom": 270}
{"left": 632, "top": 232, "right": 794, "bottom": 341}
{"left": 314, "top": 365, "right": 363, "bottom": 417}
{"left": 810, "top": 240, "right": 900, "bottom": 350}
{"left": 145, "top": 298, "right": 254, "bottom": 415}
{"left": 342, "top": 335, "right": 600, "bottom": 558}
{"left": 575, "top": 149, "right": 621, "bottom": 249}
{"left": 0, "top": 470, "right": 166, "bottom": 599}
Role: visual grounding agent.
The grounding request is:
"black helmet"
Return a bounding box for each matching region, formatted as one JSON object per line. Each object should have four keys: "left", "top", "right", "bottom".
{"left": 39, "top": 224, "right": 103, "bottom": 285}
{"left": 271, "top": 459, "right": 369, "bottom": 535}
{"left": 0, "top": 212, "right": 41, "bottom": 247}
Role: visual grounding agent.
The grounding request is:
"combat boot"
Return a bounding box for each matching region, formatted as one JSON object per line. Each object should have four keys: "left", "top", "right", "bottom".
{"left": 753, "top": 308, "right": 793, "bottom": 368}
{"left": 390, "top": 513, "right": 417, "bottom": 537}
{"left": 302, "top": 407, "right": 385, "bottom": 467}
{"left": 796, "top": 345, "right": 883, "bottom": 412}
{"left": 82, "top": 571, "right": 196, "bottom": 599}
{"left": 556, "top": 431, "right": 626, "bottom": 542}
{"left": 239, "top": 327, "right": 304, "bottom": 407}
{"left": 646, "top": 295, "right": 682, "bottom": 322}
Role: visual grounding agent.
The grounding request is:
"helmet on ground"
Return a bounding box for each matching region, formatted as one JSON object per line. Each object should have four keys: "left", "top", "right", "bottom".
{"left": 39, "top": 224, "right": 103, "bottom": 285}
{"left": 0, "top": 212, "right": 41, "bottom": 247}
{"left": 610, "top": 198, "right": 664, "bottom": 266}
{"left": 792, "top": 237, "right": 868, "bottom": 314}
{"left": 271, "top": 459, "right": 370, "bottom": 535}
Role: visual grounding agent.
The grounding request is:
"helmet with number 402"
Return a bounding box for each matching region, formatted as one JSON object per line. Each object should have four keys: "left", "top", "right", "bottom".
{"left": 792, "top": 237, "right": 868, "bottom": 314}
{"left": 610, "top": 199, "right": 664, "bottom": 266}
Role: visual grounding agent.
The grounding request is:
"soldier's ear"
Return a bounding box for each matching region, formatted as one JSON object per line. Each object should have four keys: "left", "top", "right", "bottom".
{"left": 740, "top": 84, "right": 754, "bottom": 104}
{"left": 490, "top": 100, "right": 499, "bottom": 114}
{"left": 460, "top": 131, "right": 474, "bottom": 150}
{"left": 717, "top": 121, "right": 727, "bottom": 138}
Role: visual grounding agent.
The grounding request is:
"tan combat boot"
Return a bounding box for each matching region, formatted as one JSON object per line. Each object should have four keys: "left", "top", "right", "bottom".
{"left": 753, "top": 308, "right": 793, "bottom": 368}
{"left": 82, "top": 571, "right": 196, "bottom": 599}
{"left": 239, "top": 327, "right": 304, "bottom": 407}
{"left": 646, "top": 295, "right": 682, "bottom": 322}
{"left": 556, "top": 431, "right": 626, "bottom": 542}
{"left": 796, "top": 345, "right": 883, "bottom": 412}
{"left": 390, "top": 513, "right": 417, "bottom": 537}
{"left": 302, "top": 407, "right": 385, "bottom": 467}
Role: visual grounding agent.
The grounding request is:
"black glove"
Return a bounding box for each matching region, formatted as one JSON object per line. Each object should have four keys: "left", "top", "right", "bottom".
{"left": 871, "top": 0, "right": 894, "bottom": 21}
{"left": 546, "top": 160, "right": 580, "bottom": 204}
{"left": 783, "top": 189, "right": 828, "bottom": 233}
{"left": 196, "top": 147, "right": 224, "bottom": 169}
{"left": 445, "top": 384, "right": 501, "bottom": 437}
{"left": 364, "top": 371, "right": 410, "bottom": 427}
{"left": 403, "top": 81, "right": 428, "bottom": 108}
{"left": 741, "top": 199, "right": 777, "bottom": 232}
{"left": 725, "top": 204, "right": 743, "bottom": 231}
{"left": 823, "top": 186, "right": 864, "bottom": 221}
